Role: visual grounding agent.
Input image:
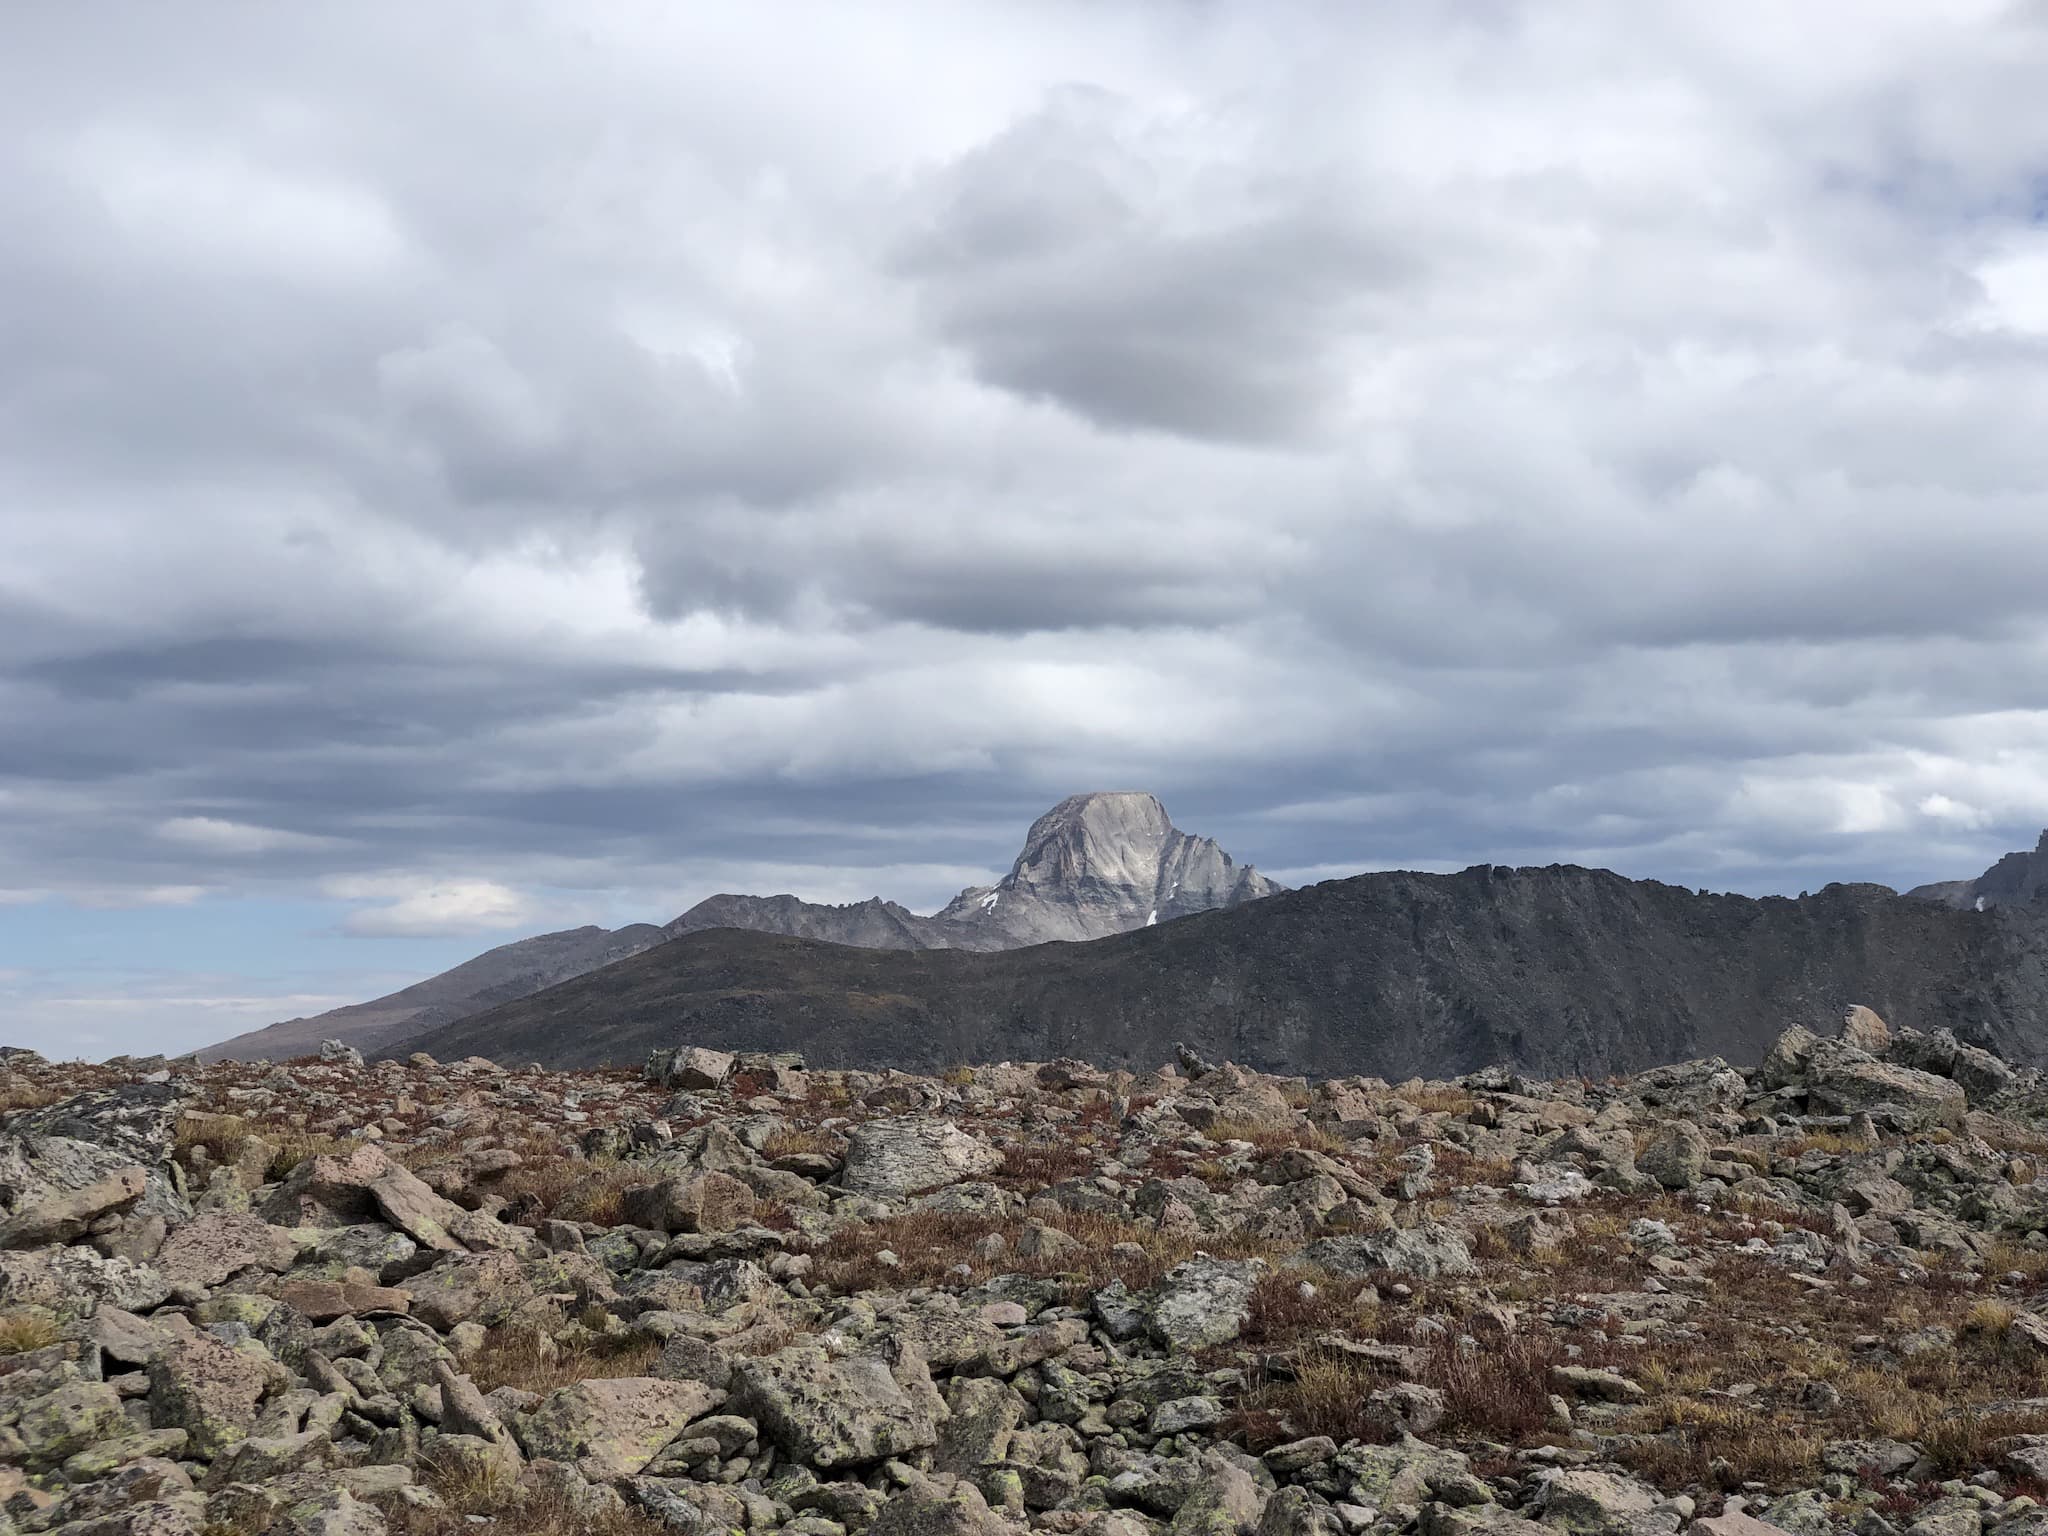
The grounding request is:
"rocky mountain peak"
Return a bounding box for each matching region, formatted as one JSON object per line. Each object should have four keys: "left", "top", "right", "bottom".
{"left": 1907, "top": 828, "right": 2048, "bottom": 911}
{"left": 934, "top": 790, "right": 1282, "bottom": 946}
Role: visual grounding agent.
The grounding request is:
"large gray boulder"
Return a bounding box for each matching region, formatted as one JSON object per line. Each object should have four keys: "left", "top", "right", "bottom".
{"left": 841, "top": 1118, "right": 1002, "bottom": 1196}
{"left": 0, "top": 1244, "right": 171, "bottom": 1314}
{"left": 1805, "top": 1045, "right": 1966, "bottom": 1126}
{"left": 732, "top": 1345, "right": 942, "bottom": 1469}
{"left": 1137, "top": 1258, "right": 1263, "bottom": 1352}
{"left": 517, "top": 1377, "right": 719, "bottom": 1479}
{"left": 1636, "top": 1122, "right": 1708, "bottom": 1191}
{"left": 1307, "top": 1222, "right": 1475, "bottom": 1279}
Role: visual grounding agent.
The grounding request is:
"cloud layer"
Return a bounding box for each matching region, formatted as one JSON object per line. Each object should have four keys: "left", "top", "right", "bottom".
{"left": 6, "top": 1, "right": 2048, "bottom": 1054}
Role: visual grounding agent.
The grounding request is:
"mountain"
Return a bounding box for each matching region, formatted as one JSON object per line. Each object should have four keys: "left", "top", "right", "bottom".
{"left": 192, "top": 923, "right": 667, "bottom": 1063}
{"left": 1908, "top": 830, "right": 2048, "bottom": 911}
{"left": 665, "top": 894, "right": 946, "bottom": 949}
{"left": 660, "top": 792, "right": 1281, "bottom": 951}
{"left": 391, "top": 862, "right": 2048, "bottom": 1079}
{"left": 198, "top": 792, "right": 1279, "bottom": 1060}
{"left": 929, "top": 791, "right": 1283, "bottom": 947}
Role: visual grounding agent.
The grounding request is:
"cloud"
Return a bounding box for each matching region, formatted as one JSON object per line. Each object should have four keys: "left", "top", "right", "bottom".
{"left": 8, "top": 2, "right": 2048, "bottom": 1056}
{"left": 158, "top": 817, "right": 341, "bottom": 855}
{"left": 323, "top": 875, "right": 539, "bottom": 937}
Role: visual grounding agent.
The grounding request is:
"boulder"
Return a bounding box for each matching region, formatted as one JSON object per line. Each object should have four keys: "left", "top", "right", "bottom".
{"left": 1756, "top": 1026, "right": 1819, "bottom": 1091}
{"left": 1306, "top": 1222, "right": 1474, "bottom": 1279}
{"left": 0, "top": 1164, "right": 146, "bottom": 1248}
{"left": 1806, "top": 1050, "right": 1966, "bottom": 1126}
{"left": 1839, "top": 1005, "right": 1891, "bottom": 1053}
{"left": 1534, "top": 1469, "right": 1664, "bottom": 1535}
{"left": 866, "top": 1479, "right": 1026, "bottom": 1536}
{"left": 1136, "top": 1257, "right": 1263, "bottom": 1352}
{"left": 15, "top": 1379, "right": 131, "bottom": 1464}
{"left": 1636, "top": 1122, "right": 1708, "bottom": 1191}
{"left": 733, "top": 1345, "right": 942, "bottom": 1469}
{"left": 517, "top": 1377, "right": 720, "bottom": 1479}
{"left": 620, "top": 1170, "right": 756, "bottom": 1234}
{"left": 154, "top": 1210, "right": 298, "bottom": 1288}
{"left": 646, "top": 1046, "right": 738, "bottom": 1091}
{"left": 0, "top": 1244, "right": 170, "bottom": 1315}
{"left": 148, "top": 1333, "right": 270, "bottom": 1458}
{"left": 842, "top": 1118, "right": 1003, "bottom": 1196}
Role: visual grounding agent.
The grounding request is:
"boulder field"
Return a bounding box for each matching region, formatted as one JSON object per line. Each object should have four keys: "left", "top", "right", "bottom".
{"left": 4, "top": 1013, "right": 2048, "bottom": 1536}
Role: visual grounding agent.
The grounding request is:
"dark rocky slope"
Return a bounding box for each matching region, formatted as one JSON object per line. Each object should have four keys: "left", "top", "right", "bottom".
{"left": 393, "top": 862, "right": 2048, "bottom": 1077}
{"left": 1910, "top": 829, "right": 2048, "bottom": 911}
{"left": 195, "top": 923, "right": 668, "bottom": 1063}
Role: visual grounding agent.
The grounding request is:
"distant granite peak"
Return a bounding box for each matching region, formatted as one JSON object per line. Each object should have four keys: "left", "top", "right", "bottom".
{"left": 933, "top": 791, "right": 1283, "bottom": 946}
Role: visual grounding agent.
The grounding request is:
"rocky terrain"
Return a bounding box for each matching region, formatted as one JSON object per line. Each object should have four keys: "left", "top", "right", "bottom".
{"left": 12, "top": 1013, "right": 2048, "bottom": 1536}
{"left": 206, "top": 794, "right": 1278, "bottom": 1064}
{"left": 399, "top": 865, "right": 2048, "bottom": 1078}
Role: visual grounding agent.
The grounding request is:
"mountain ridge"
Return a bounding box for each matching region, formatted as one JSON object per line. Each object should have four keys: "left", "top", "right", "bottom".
{"left": 196, "top": 792, "right": 1278, "bottom": 1060}
{"left": 392, "top": 860, "right": 2048, "bottom": 1078}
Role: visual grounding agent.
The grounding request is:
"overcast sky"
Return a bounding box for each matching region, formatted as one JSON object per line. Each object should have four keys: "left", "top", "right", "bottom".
{"left": 6, "top": 2, "right": 2048, "bottom": 1059}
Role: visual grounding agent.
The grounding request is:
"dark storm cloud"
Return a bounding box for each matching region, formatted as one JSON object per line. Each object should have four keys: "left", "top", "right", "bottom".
{"left": 6, "top": 0, "right": 2048, "bottom": 1022}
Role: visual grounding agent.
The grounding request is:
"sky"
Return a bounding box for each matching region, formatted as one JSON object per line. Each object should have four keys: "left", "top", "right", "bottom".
{"left": 6, "top": 2, "right": 2048, "bottom": 1060}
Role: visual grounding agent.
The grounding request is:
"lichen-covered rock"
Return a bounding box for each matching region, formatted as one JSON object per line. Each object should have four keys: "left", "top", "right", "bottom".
{"left": 0, "top": 1244, "right": 170, "bottom": 1314}
{"left": 147, "top": 1332, "right": 270, "bottom": 1458}
{"left": 733, "top": 1345, "right": 942, "bottom": 1469}
{"left": 1806, "top": 1050, "right": 1967, "bottom": 1126}
{"left": 516, "top": 1377, "right": 719, "bottom": 1478}
{"left": 842, "top": 1118, "right": 1003, "bottom": 1195}
{"left": 1534, "top": 1469, "right": 1666, "bottom": 1535}
{"left": 1636, "top": 1121, "right": 1708, "bottom": 1190}
{"left": 1139, "top": 1258, "right": 1262, "bottom": 1352}
{"left": 1307, "top": 1222, "right": 1474, "bottom": 1279}
{"left": 864, "top": 1478, "right": 1026, "bottom": 1536}
{"left": 0, "top": 1164, "right": 146, "bottom": 1248}
{"left": 16, "top": 1379, "right": 131, "bottom": 1464}
{"left": 154, "top": 1210, "right": 298, "bottom": 1288}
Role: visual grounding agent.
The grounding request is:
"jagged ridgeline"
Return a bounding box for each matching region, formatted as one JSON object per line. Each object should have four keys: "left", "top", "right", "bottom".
{"left": 196, "top": 793, "right": 1280, "bottom": 1064}
{"left": 395, "top": 864, "right": 2048, "bottom": 1077}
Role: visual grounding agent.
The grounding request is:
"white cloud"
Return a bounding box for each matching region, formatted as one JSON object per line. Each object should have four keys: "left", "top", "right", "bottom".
{"left": 70, "top": 885, "right": 206, "bottom": 909}
{"left": 157, "top": 817, "right": 340, "bottom": 855}
{"left": 323, "top": 874, "right": 538, "bottom": 937}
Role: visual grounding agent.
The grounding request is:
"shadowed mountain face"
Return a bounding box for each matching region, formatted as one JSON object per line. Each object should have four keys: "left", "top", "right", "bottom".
{"left": 198, "top": 793, "right": 1279, "bottom": 1060}
{"left": 665, "top": 792, "right": 1282, "bottom": 951}
{"left": 1909, "top": 831, "right": 2048, "bottom": 912}
{"left": 193, "top": 924, "right": 669, "bottom": 1063}
{"left": 394, "top": 864, "right": 2048, "bottom": 1079}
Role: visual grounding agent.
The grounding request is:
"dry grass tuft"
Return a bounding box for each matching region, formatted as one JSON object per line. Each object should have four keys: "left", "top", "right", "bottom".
{"left": 761, "top": 1127, "right": 842, "bottom": 1160}
{"left": 0, "top": 1077, "right": 64, "bottom": 1115}
{"left": 0, "top": 1311, "right": 62, "bottom": 1356}
{"left": 996, "top": 1142, "right": 1096, "bottom": 1187}
{"left": 389, "top": 1458, "right": 667, "bottom": 1536}
{"left": 1239, "top": 1268, "right": 1380, "bottom": 1346}
{"left": 465, "top": 1322, "right": 662, "bottom": 1396}
{"left": 1399, "top": 1085, "right": 1476, "bottom": 1116}
{"left": 494, "top": 1157, "right": 642, "bottom": 1226}
{"left": 265, "top": 1131, "right": 357, "bottom": 1181}
{"left": 175, "top": 1112, "right": 254, "bottom": 1167}
{"left": 1204, "top": 1118, "right": 1347, "bottom": 1156}
{"left": 1230, "top": 1345, "right": 1392, "bottom": 1450}
{"left": 1430, "top": 1329, "right": 1562, "bottom": 1442}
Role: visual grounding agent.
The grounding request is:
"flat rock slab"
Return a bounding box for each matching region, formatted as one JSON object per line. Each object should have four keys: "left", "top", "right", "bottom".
{"left": 517, "top": 1376, "right": 720, "bottom": 1479}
